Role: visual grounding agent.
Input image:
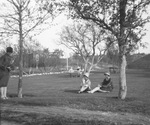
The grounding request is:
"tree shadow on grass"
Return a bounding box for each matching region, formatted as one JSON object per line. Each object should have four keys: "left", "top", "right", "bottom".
{"left": 64, "top": 89, "right": 79, "bottom": 94}
{"left": 8, "top": 93, "right": 36, "bottom": 98}
{"left": 106, "top": 96, "right": 137, "bottom": 102}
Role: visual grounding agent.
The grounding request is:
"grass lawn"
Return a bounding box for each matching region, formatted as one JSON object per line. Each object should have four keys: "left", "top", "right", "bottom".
{"left": 1, "top": 69, "right": 150, "bottom": 125}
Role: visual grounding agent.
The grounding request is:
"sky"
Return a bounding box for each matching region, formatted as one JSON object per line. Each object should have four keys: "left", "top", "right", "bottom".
{"left": 36, "top": 14, "right": 150, "bottom": 56}
{"left": 0, "top": 0, "right": 150, "bottom": 57}
{"left": 35, "top": 14, "right": 73, "bottom": 57}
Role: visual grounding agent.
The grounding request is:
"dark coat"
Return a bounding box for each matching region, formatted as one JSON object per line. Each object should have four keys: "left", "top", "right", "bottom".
{"left": 0, "top": 53, "right": 14, "bottom": 87}
{"left": 100, "top": 78, "right": 113, "bottom": 92}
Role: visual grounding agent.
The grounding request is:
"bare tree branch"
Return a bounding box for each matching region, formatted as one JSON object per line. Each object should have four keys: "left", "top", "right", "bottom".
{"left": 59, "top": 21, "right": 112, "bottom": 74}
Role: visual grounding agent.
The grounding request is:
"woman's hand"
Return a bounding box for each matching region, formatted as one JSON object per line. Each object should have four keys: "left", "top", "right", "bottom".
{"left": 6, "top": 67, "right": 11, "bottom": 71}
{"left": 0, "top": 65, "right": 6, "bottom": 71}
{"left": 98, "top": 84, "right": 101, "bottom": 87}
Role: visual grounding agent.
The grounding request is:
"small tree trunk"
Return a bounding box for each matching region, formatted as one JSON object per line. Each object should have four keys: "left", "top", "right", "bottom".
{"left": 118, "top": 54, "right": 127, "bottom": 99}
{"left": 18, "top": 76, "right": 23, "bottom": 98}
{"left": 18, "top": 5, "right": 23, "bottom": 98}
{"left": 84, "top": 59, "right": 89, "bottom": 73}
{"left": 18, "top": 42, "right": 23, "bottom": 98}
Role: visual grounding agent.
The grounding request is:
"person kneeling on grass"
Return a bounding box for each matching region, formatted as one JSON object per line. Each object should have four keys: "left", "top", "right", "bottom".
{"left": 78, "top": 72, "right": 91, "bottom": 93}
{"left": 88, "top": 72, "right": 113, "bottom": 93}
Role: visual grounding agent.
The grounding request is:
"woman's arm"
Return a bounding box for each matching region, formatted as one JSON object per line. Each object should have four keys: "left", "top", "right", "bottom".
{"left": 0, "top": 55, "right": 6, "bottom": 70}
{"left": 87, "top": 79, "right": 91, "bottom": 86}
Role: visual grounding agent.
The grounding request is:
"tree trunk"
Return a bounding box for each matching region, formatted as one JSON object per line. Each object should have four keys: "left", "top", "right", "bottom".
{"left": 84, "top": 58, "right": 89, "bottom": 73}
{"left": 18, "top": 41, "right": 23, "bottom": 98}
{"left": 18, "top": 5, "right": 23, "bottom": 98}
{"left": 18, "top": 75, "right": 23, "bottom": 98}
{"left": 118, "top": 53, "right": 127, "bottom": 99}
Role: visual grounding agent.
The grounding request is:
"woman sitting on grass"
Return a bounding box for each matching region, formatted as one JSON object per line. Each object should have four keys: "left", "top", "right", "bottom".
{"left": 88, "top": 72, "right": 113, "bottom": 93}
{"left": 78, "top": 72, "right": 91, "bottom": 93}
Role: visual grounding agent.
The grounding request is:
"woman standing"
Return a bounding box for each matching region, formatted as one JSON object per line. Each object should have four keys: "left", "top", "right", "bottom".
{"left": 0, "top": 47, "right": 14, "bottom": 99}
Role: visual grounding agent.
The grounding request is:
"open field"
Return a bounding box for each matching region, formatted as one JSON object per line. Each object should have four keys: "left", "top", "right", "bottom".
{"left": 1, "top": 69, "right": 150, "bottom": 125}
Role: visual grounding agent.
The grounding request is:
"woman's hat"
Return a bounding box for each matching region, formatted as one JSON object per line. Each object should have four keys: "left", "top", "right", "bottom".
{"left": 83, "top": 72, "right": 89, "bottom": 78}
{"left": 104, "top": 72, "right": 110, "bottom": 76}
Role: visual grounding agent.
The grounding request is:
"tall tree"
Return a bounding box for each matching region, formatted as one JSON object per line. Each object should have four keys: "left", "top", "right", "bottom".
{"left": 59, "top": 22, "right": 113, "bottom": 75}
{"left": 0, "top": 0, "right": 52, "bottom": 98}
{"left": 68, "top": 0, "right": 150, "bottom": 99}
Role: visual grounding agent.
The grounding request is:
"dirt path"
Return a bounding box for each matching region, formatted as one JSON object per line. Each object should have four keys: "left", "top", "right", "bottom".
{"left": 1, "top": 121, "right": 20, "bottom": 125}
{"left": 1, "top": 104, "right": 150, "bottom": 125}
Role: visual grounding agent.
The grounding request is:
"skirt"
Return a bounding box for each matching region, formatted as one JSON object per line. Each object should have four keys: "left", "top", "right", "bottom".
{"left": 0, "top": 69, "right": 10, "bottom": 87}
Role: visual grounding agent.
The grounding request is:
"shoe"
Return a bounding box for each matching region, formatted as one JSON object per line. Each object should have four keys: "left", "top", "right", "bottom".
{"left": 1, "top": 97, "right": 6, "bottom": 100}
{"left": 88, "top": 91, "right": 93, "bottom": 93}
{"left": 78, "top": 91, "right": 81, "bottom": 93}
